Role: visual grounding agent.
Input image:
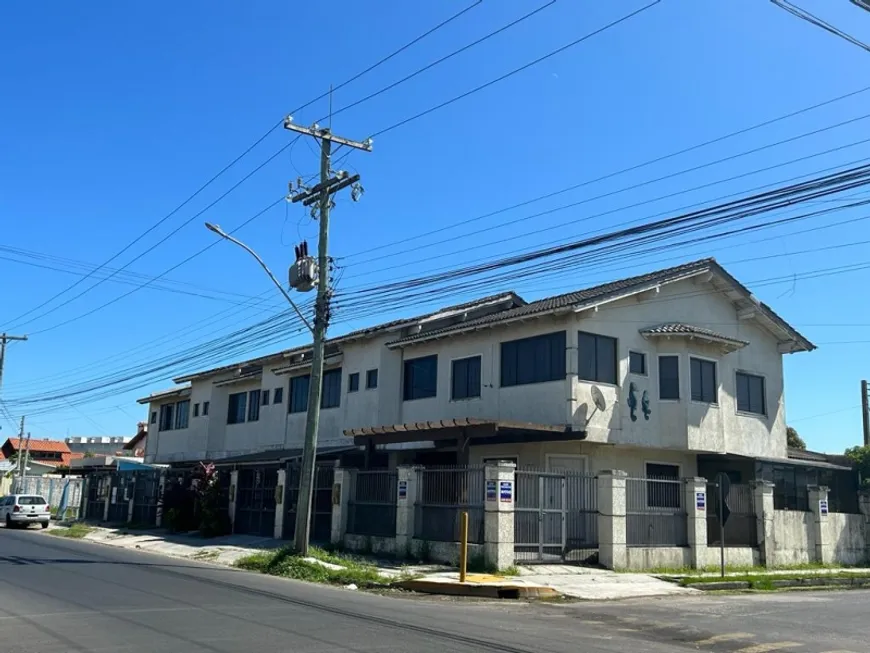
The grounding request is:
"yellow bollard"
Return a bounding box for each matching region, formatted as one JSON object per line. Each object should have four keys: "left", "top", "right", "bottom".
{"left": 459, "top": 510, "right": 469, "bottom": 583}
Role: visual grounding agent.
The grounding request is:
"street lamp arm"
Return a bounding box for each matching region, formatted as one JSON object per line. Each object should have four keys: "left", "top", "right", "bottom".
{"left": 205, "top": 223, "right": 314, "bottom": 334}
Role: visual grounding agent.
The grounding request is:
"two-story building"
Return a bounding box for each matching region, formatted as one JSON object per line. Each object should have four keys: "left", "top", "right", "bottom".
{"left": 139, "top": 258, "right": 843, "bottom": 500}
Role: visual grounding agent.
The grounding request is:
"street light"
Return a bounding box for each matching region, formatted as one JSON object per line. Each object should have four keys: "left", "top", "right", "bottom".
{"left": 204, "top": 223, "right": 313, "bottom": 333}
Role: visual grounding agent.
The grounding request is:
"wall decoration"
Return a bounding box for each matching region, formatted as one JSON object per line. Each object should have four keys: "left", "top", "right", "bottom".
{"left": 628, "top": 382, "right": 638, "bottom": 422}
{"left": 642, "top": 390, "right": 651, "bottom": 420}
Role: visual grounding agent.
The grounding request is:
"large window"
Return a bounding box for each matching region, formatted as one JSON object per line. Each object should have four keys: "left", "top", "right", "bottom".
{"left": 658, "top": 355, "right": 680, "bottom": 400}
{"left": 451, "top": 356, "right": 481, "bottom": 400}
{"left": 736, "top": 371, "right": 766, "bottom": 415}
{"left": 227, "top": 392, "right": 247, "bottom": 425}
{"left": 500, "top": 331, "right": 566, "bottom": 387}
{"left": 404, "top": 355, "right": 438, "bottom": 400}
{"left": 247, "top": 389, "right": 261, "bottom": 422}
{"left": 174, "top": 400, "right": 190, "bottom": 430}
{"left": 321, "top": 368, "right": 342, "bottom": 409}
{"left": 158, "top": 404, "right": 174, "bottom": 431}
{"left": 289, "top": 375, "right": 310, "bottom": 414}
{"left": 690, "top": 358, "right": 717, "bottom": 404}
{"left": 578, "top": 331, "right": 617, "bottom": 384}
{"left": 646, "top": 462, "right": 680, "bottom": 509}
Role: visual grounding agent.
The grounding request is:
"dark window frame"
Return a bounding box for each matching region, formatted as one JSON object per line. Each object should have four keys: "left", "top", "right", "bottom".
{"left": 690, "top": 357, "right": 718, "bottom": 404}
{"left": 403, "top": 355, "right": 438, "bottom": 401}
{"left": 578, "top": 331, "right": 618, "bottom": 385}
{"left": 273, "top": 387, "right": 284, "bottom": 404}
{"left": 175, "top": 400, "right": 190, "bottom": 430}
{"left": 227, "top": 392, "right": 247, "bottom": 425}
{"left": 321, "top": 368, "right": 342, "bottom": 409}
{"left": 193, "top": 403, "right": 200, "bottom": 418}
{"left": 289, "top": 375, "right": 310, "bottom": 414}
{"left": 150, "top": 411, "right": 157, "bottom": 425}
{"left": 248, "top": 389, "right": 261, "bottom": 422}
{"left": 736, "top": 371, "right": 766, "bottom": 416}
{"left": 500, "top": 331, "right": 566, "bottom": 388}
{"left": 348, "top": 372, "right": 360, "bottom": 393}
{"left": 629, "top": 350, "right": 647, "bottom": 376}
{"left": 451, "top": 355, "right": 482, "bottom": 401}
{"left": 158, "top": 404, "right": 174, "bottom": 432}
{"left": 203, "top": 401, "right": 210, "bottom": 416}
{"left": 658, "top": 355, "right": 680, "bottom": 401}
{"left": 366, "top": 368, "right": 379, "bottom": 390}
{"left": 645, "top": 462, "right": 681, "bottom": 509}
{"left": 262, "top": 389, "right": 270, "bottom": 406}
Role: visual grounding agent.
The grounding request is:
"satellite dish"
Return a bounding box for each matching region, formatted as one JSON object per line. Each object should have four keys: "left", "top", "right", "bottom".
{"left": 590, "top": 385, "right": 607, "bottom": 412}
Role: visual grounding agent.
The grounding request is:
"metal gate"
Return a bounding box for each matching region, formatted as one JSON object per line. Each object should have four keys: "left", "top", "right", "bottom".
{"left": 85, "top": 474, "right": 108, "bottom": 520}
{"left": 283, "top": 463, "right": 334, "bottom": 543}
{"left": 234, "top": 467, "right": 278, "bottom": 537}
{"left": 107, "top": 473, "right": 133, "bottom": 523}
{"left": 131, "top": 470, "right": 161, "bottom": 526}
{"left": 514, "top": 469, "right": 598, "bottom": 564}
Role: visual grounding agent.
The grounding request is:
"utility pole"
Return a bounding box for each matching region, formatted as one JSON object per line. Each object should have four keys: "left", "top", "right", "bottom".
{"left": 862, "top": 380, "right": 869, "bottom": 446}
{"left": 0, "top": 333, "right": 28, "bottom": 390}
{"left": 284, "top": 116, "right": 371, "bottom": 554}
{"left": 15, "top": 418, "right": 28, "bottom": 493}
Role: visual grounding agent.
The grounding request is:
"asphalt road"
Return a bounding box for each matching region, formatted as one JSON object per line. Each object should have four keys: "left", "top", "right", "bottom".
{"left": 0, "top": 526, "right": 866, "bottom": 653}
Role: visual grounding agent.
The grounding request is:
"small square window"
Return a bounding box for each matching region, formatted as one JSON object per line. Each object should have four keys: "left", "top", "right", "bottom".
{"left": 193, "top": 403, "right": 200, "bottom": 418}
{"left": 366, "top": 369, "right": 378, "bottom": 389}
{"left": 629, "top": 351, "right": 646, "bottom": 375}
{"left": 348, "top": 372, "right": 360, "bottom": 393}
{"left": 150, "top": 411, "right": 157, "bottom": 425}
{"left": 273, "top": 387, "right": 284, "bottom": 404}
{"left": 262, "top": 389, "right": 270, "bottom": 406}
{"left": 451, "top": 356, "right": 481, "bottom": 400}
{"left": 404, "top": 355, "right": 437, "bottom": 401}
{"left": 203, "top": 401, "right": 210, "bottom": 416}
{"left": 578, "top": 331, "right": 617, "bottom": 385}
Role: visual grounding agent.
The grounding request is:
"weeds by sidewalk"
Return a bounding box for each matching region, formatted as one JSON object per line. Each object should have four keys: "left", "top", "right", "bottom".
{"left": 234, "top": 547, "right": 395, "bottom": 589}
{"left": 48, "top": 523, "right": 94, "bottom": 539}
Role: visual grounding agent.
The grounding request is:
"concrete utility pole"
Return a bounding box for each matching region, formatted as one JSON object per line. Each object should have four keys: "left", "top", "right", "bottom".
{"left": 15, "top": 419, "right": 29, "bottom": 493}
{"left": 862, "top": 380, "right": 869, "bottom": 446}
{"left": 0, "top": 333, "right": 28, "bottom": 390}
{"left": 284, "top": 116, "right": 371, "bottom": 555}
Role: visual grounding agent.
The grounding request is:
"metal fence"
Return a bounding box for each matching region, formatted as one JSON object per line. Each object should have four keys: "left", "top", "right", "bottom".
{"left": 131, "top": 470, "right": 162, "bottom": 526}
{"left": 234, "top": 467, "right": 278, "bottom": 537}
{"left": 514, "top": 469, "right": 598, "bottom": 564}
{"left": 414, "top": 466, "right": 484, "bottom": 544}
{"left": 19, "top": 476, "right": 83, "bottom": 519}
{"left": 626, "top": 477, "right": 688, "bottom": 547}
{"left": 284, "top": 463, "right": 335, "bottom": 543}
{"left": 706, "top": 482, "right": 757, "bottom": 548}
{"left": 347, "top": 469, "right": 398, "bottom": 538}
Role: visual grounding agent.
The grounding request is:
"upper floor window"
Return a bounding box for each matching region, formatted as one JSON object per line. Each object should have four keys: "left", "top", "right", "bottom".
{"left": 690, "top": 358, "right": 717, "bottom": 404}
{"left": 273, "top": 387, "right": 284, "bottom": 404}
{"left": 451, "top": 356, "right": 481, "bottom": 401}
{"left": 289, "top": 375, "right": 310, "bottom": 414}
{"left": 150, "top": 411, "right": 157, "bottom": 425}
{"left": 262, "top": 389, "right": 270, "bottom": 406}
{"left": 736, "top": 371, "right": 766, "bottom": 415}
{"left": 203, "top": 401, "right": 210, "bottom": 416}
{"left": 578, "top": 331, "right": 617, "bottom": 385}
{"left": 158, "top": 404, "right": 174, "bottom": 431}
{"left": 227, "top": 392, "right": 247, "bottom": 425}
{"left": 658, "top": 355, "right": 680, "bottom": 400}
{"left": 193, "top": 403, "right": 200, "bottom": 418}
{"left": 366, "top": 369, "right": 379, "bottom": 389}
{"left": 629, "top": 351, "right": 647, "bottom": 376}
{"left": 248, "top": 389, "right": 261, "bottom": 422}
{"left": 348, "top": 372, "right": 360, "bottom": 393}
{"left": 500, "top": 331, "right": 566, "bottom": 387}
{"left": 175, "top": 400, "right": 190, "bottom": 429}
{"left": 404, "top": 355, "right": 438, "bottom": 400}
{"left": 321, "top": 368, "right": 342, "bottom": 409}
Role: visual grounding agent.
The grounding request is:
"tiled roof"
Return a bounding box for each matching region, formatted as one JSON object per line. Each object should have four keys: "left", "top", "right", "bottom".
{"left": 639, "top": 323, "right": 749, "bottom": 347}
{"left": 5, "top": 438, "right": 71, "bottom": 454}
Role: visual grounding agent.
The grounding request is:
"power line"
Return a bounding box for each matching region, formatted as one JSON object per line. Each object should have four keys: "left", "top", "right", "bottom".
{"left": 368, "top": 1, "right": 662, "bottom": 138}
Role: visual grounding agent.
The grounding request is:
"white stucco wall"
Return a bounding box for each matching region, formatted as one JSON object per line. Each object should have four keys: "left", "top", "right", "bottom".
{"left": 823, "top": 513, "right": 866, "bottom": 566}
{"left": 773, "top": 510, "right": 815, "bottom": 565}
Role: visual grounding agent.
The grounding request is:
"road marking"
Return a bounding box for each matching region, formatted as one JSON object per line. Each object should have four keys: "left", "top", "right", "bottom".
{"left": 694, "top": 633, "right": 754, "bottom": 646}
{"left": 733, "top": 643, "right": 804, "bottom": 653}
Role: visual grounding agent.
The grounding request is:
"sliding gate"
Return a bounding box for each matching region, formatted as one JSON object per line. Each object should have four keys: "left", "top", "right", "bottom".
{"left": 514, "top": 469, "right": 598, "bottom": 564}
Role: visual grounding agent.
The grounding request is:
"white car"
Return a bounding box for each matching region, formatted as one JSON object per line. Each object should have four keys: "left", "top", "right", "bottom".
{"left": 0, "top": 494, "right": 51, "bottom": 528}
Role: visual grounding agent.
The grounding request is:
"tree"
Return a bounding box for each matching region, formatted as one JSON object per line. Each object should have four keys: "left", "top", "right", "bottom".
{"left": 786, "top": 426, "right": 806, "bottom": 450}
{"left": 845, "top": 445, "right": 870, "bottom": 487}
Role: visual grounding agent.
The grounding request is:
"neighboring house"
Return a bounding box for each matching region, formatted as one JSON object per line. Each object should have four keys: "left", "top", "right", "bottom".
{"left": 0, "top": 438, "right": 83, "bottom": 471}
{"left": 66, "top": 435, "right": 131, "bottom": 456}
{"left": 123, "top": 423, "right": 148, "bottom": 457}
{"left": 137, "top": 258, "right": 848, "bottom": 501}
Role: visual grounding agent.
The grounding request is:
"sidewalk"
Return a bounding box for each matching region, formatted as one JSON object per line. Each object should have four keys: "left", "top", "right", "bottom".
{"left": 44, "top": 524, "right": 695, "bottom": 600}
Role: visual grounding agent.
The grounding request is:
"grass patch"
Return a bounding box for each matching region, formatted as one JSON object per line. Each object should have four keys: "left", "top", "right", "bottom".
{"left": 234, "top": 546, "right": 391, "bottom": 589}
{"left": 679, "top": 571, "right": 870, "bottom": 588}
{"left": 48, "top": 523, "right": 94, "bottom": 539}
{"left": 640, "top": 561, "right": 854, "bottom": 576}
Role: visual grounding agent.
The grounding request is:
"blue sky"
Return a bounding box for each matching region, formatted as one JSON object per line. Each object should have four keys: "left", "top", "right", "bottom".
{"left": 1, "top": 0, "right": 869, "bottom": 452}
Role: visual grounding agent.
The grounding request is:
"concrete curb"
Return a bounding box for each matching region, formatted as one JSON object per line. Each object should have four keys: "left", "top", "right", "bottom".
{"left": 397, "top": 578, "right": 560, "bottom": 599}
{"left": 686, "top": 576, "right": 870, "bottom": 591}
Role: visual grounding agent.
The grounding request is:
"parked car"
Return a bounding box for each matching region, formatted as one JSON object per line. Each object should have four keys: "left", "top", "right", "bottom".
{"left": 0, "top": 494, "right": 50, "bottom": 528}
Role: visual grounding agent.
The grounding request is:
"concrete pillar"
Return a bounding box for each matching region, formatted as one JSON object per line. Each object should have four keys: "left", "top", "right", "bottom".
{"left": 684, "top": 477, "right": 708, "bottom": 569}
{"left": 228, "top": 470, "right": 239, "bottom": 533}
{"left": 484, "top": 463, "right": 515, "bottom": 571}
{"left": 395, "top": 466, "right": 417, "bottom": 557}
{"left": 330, "top": 468, "right": 351, "bottom": 546}
{"left": 80, "top": 476, "right": 90, "bottom": 520}
{"left": 128, "top": 476, "right": 136, "bottom": 523}
{"left": 858, "top": 490, "right": 870, "bottom": 565}
{"left": 274, "top": 468, "right": 286, "bottom": 540}
{"left": 103, "top": 476, "right": 111, "bottom": 522}
{"left": 808, "top": 485, "right": 831, "bottom": 564}
{"left": 155, "top": 472, "right": 166, "bottom": 528}
{"left": 752, "top": 480, "right": 775, "bottom": 567}
{"left": 597, "top": 470, "right": 628, "bottom": 570}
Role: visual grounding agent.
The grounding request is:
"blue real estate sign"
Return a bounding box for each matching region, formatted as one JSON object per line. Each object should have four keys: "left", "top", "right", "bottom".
{"left": 696, "top": 492, "right": 706, "bottom": 510}
{"left": 499, "top": 481, "right": 513, "bottom": 503}
{"left": 486, "top": 480, "right": 497, "bottom": 502}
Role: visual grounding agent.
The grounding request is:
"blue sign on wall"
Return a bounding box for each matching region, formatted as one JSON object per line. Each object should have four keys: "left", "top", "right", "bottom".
{"left": 819, "top": 499, "right": 829, "bottom": 516}
{"left": 398, "top": 480, "right": 408, "bottom": 500}
{"left": 500, "top": 480, "right": 513, "bottom": 503}
{"left": 696, "top": 492, "right": 706, "bottom": 511}
{"left": 486, "top": 480, "right": 497, "bottom": 502}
